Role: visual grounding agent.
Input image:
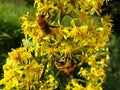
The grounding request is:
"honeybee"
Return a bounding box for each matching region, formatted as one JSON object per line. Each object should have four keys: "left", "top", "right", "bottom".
{"left": 36, "top": 14, "right": 51, "bottom": 34}
{"left": 54, "top": 54, "right": 76, "bottom": 74}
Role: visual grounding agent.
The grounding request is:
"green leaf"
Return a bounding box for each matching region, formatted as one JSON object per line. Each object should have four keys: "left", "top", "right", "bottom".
{"left": 22, "top": 39, "right": 36, "bottom": 47}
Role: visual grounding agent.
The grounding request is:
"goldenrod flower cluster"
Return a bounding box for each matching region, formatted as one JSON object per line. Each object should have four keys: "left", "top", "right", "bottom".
{"left": 0, "top": 0, "right": 112, "bottom": 90}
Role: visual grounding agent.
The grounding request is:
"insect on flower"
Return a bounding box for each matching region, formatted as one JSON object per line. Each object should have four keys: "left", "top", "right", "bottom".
{"left": 36, "top": 14, "right": 58, "bottom": 34}
{"left": 54, "top": 54, "right": 76, "bottom": 74}
{"left": 36, "top": 14, "right": 51, "bottom": 34}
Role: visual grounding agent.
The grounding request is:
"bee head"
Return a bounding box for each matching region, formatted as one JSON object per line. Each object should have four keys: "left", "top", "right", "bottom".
{"left": 55, "top": 56, "right": 66, "bottom": 66}
{"left": 58, "top": 60, "right": 66, "bottom": 66}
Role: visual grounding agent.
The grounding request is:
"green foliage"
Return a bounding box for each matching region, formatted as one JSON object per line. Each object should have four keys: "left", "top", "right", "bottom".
{"left": 0, "top": 1, "right": 35, "bottom": 52}
{"left": 0, "top": 1, "right": 34, "bottom": 80}
{"left": 103, "top": 35, "right": 120, "bottom": 90}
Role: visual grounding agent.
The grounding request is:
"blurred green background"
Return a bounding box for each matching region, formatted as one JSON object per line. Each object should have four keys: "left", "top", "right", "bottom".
{"left": 0, "top": 0, "right": 34, "bottom": 79}
{"left": 0, "top": 0, "right": 120, "bottom": 90}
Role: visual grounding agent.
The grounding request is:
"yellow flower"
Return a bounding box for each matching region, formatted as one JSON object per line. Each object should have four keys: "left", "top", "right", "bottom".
{"left": 8, "top": 47, "right": 26, "bottom": 62}
{"left": 101, "top": 15, "right": 113, "bottom": 28}
{"left": 1, "top": 0, "right": 112, "bottom": 89}
{"left": 66, "top": 79, "right": 85, "bottom": 90}
{"left": 90, "top": 0, "right": 104, "bottom": 15}
{"left": 79, "top": 12, "right": 88, "bottom": 22}
{"left": 80, "top": 25, "right": 88, "bottom": 33}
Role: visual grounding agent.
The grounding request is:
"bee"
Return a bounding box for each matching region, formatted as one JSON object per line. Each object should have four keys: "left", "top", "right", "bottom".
{"left": 36, "top": 14, "right": 51, "bottom": 34}
{"left": 54, "top": 54, "right": 76, "bottom": 74}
